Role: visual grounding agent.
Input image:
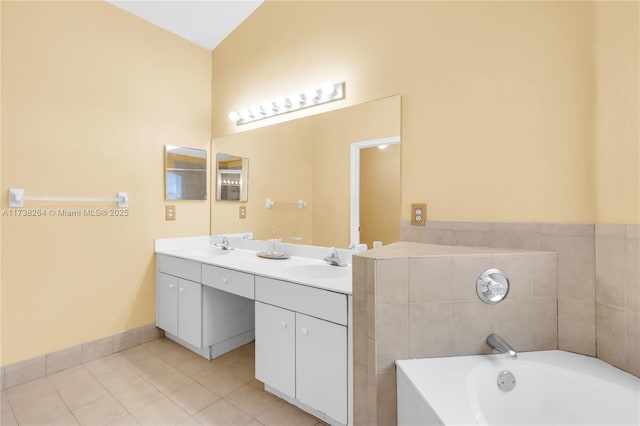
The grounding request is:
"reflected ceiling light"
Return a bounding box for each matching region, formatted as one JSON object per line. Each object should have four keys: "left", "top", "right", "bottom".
{"left": 378, "top": 144, "right": 389, "bottom": 150}
{"left": 228, "top": 81, "right": 345, "bottom": 126}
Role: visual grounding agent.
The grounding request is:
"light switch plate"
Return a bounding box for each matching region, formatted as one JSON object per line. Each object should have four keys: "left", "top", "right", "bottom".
{"left": 239, "top": 205, "right": 247, "bottom": 219}
{"left": 165, "top": 205, "right": 176, "bottom": 221}
{"left": 411, "top": 203, "right": 426, "bottom": 226}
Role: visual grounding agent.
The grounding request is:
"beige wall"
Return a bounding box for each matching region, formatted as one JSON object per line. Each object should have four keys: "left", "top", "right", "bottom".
{"left": 593, "top": 2, "right": 640, "bottom": 224}
{"left": 211, "top": 96, "right": 401, "bottom": 248}
{"left": 212, "top": 1, "right": 639, "bottom": 225}
{"left": 360, "top": 145, "right": 401, "bottom": 248}
{"left": 1, "top": 1, "right": 211, "bottom": 365}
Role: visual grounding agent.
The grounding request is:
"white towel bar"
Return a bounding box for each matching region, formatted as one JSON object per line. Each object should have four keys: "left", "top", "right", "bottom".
{"left": 8, "top": 188, "right": 128, "bottom": 208}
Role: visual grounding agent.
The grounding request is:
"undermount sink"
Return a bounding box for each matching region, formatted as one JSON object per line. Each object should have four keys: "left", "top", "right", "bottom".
{"left": 181, "top": 247, "right": 231, "bottom": 257}
{"left": 286, "top": 264, "right": 350, "bottom": 280}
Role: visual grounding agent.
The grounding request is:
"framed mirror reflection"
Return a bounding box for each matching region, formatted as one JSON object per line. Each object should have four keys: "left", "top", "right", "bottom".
{"left": 165, "top": 145, "right": 208, "bottom": 200}
{"left": 216, "top": 153, "right": 249, "bottom": 202}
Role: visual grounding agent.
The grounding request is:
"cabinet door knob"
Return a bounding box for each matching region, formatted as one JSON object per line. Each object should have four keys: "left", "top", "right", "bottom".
{"left": 222, "top": 278, "right": 228, "bottom": 284}
{"left": 179, "top": 288, "right": 184, "bottom": 292}
{"left": 280, "top": 321, "right": 287, "bottom": 328}
{"left": 169, "top": 284, "right": 175, "bottom": 289}
{"left": 301, "top": 328, "right": 309, "bottom": 335}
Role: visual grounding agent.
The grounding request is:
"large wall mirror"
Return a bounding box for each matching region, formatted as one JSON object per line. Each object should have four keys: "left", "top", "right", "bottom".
{"left": 216, "top": 153, "right": 249, "bottom": 201}
{"left": 165, "top": 145, "right": 208, "bottom": 200}
{"left": 211, "top": 95, "right": 401, "bottom": 249}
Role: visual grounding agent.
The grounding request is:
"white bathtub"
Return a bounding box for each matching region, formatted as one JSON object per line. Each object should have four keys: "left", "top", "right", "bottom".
{"left": 396, "top": 350, "right": 640, "bottom": 426}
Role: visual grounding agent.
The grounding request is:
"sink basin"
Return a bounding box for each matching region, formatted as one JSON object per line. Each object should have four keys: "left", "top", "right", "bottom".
{"left": 181, "top": 247, "right": 231, "bottom": 257}
{"left": 286, "top": 264, "right": 350, "bottom": 280}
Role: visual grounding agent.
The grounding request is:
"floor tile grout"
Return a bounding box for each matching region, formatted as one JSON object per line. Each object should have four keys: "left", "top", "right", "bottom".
{"left": 2, "top": 338, "right": 323, "bottom": 426}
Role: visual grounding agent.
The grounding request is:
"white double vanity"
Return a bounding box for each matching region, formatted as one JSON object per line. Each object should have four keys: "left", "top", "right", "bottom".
{"left": 155, "top": 235, "right": 353, "bottom": 426}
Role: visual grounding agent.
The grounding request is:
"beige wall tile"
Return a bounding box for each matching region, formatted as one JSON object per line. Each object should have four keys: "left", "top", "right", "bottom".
{"left": 493, "top": 254, "right": 532, "bottom": 299}
{"left": 596, "top": 303, "right": 626, "bottom": 370}
{"left": 408, "top": 302, "right": 453, "bottom": 358}
{"left": 626, "top": 310, "right": 640, "bottom": 377}
{"left": 595, "top": 223, "right": 626, "bottom": 237}
{"left": 139, "top": 325, "right": 164, "bottom": 344}
{"left": 375, "top": 303, "right": 407, "bottom": 373}
{"left": 491, "top": 299, "right": 532, "bottom": 352}
{"left": 416, "top": 228, "right": 453, "bottom": 245}
{"left": 399, "top": 221, "right": 419, "bottom": 241}
{"left": 375, "top": 259, "right": 409, "bottom": 303}
{"left": 113, "top": 329, "right": 142, "bottom": 354}
{"left": 532, "top": 298, "right": 558, "bottom": 350}
{"left": 367, "top": 337, "right": 376, "bottom": 384}
{"left": 408, "top": 256, "right": 452, "bottom": 302}
{"left": 367, "top": 293, "right": 376, "bottom": 339}
{"left": 82, "top": 336, "right": 114, "bottom": 364}
{"left": 452, "top": 301, "right": 492, "bottom": 355}
{"left": 627, "top": 225, "right": 640, "bottom": 240}
{"left": 366, "top": 373, "right": 377, "bottom": 426}
{"left": 376, "top": 373, "right": 396, "bottom": 426}
{"left": 492, "top": 230, "right": 539, "bottom": 250}
{"left": 539, "top": 223, "right": 594, "bottom": 236}
{"left": 595, "top": 235, "right": 626, "bottom": 308}
{"left": 46, "top": 345, "right": 82, "bottom": 376}
{"left": 452, "top": 230, "right": 493, "bottom": 247}
{"left": 627, "top": 237, "right": 640, "bottom": 312}
{"left": 452, "top": 222, "right": 493, "bottom": 231}
{"left": 539, "top": 234, "right": 595, "bottom": 300}
{"left": 451, "top": 255, "right": 494, "bottom": 301}
{"left": 3, "top": 356, "right": 45, "bottom": 389}
{"left": 558, "top": 297, "right": 596, "bottom": 356}
{"left": 532, "top": 253, "right": 558, "bottom": 298}
{"left": 353, "top": 362, "right": 367, "bottom": 425}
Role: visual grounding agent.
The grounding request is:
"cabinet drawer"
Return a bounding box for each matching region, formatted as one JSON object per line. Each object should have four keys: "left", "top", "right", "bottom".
{"left": 156, "top": 254, "right": 201, "bottom": 282}
{"left": 255, "top": 276, "right": 347, "bottom": 325}
{"left": 202, "top": 264, "right": 255, "bottom": 299}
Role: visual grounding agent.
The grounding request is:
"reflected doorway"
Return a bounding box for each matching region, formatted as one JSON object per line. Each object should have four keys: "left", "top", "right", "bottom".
{"left": 350, "top": 136, "right": 401, "bottom": 248}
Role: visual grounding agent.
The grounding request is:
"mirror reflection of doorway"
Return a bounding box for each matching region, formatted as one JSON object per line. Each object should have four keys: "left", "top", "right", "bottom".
{"left": 350, "top": 136, "right": 401, "bottom": 249}
{"left": 360, "top": 144, "right": 401, "bottom": 248}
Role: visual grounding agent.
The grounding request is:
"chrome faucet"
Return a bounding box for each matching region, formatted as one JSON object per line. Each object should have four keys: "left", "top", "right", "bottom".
{"left": 486, "top": 333, "right": 517, "bottom": 359}
{"left": 214, "top": 236, "right": 234, "bottom": 251}
{"left": 323, "top": 247, "right": 347, "bottom": 267}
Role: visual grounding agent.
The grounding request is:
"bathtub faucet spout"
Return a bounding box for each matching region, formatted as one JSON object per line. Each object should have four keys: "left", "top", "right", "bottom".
{"left": 487, "top": 333, "right": 517, "bottom": 359}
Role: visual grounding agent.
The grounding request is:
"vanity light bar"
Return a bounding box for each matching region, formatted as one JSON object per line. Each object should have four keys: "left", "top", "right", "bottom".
{"left": 228, "top": 82, "right": 345, "bottom": 126}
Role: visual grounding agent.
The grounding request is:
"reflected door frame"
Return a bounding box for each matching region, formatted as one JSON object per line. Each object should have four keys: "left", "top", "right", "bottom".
{"left": 349, "top": 136, "right": 401, "bottom": 248}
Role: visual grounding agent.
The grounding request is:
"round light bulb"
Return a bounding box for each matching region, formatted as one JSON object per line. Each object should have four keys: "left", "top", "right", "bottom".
{"left": 275, "top": 96, "right": 287, "bottom": 109}
{"left": 228, "top": 111, "right": 240, "bottom": 122}
{"left": 304, "top": 86, "right": 317, "bottom": 102}
{"left": 250, "top": 104, "right": 261, "bottom": 117}
{"left": 321, "top": 81, "right": 335, "bottom": 97}
{"left": 239, "top": 108, "right": 251, "bottom": 120}
{"left": 262, "top": 101, "right": 274, "bottom": 114}
{"left": 289, "top": 92, "right": 301, "bottom": 106}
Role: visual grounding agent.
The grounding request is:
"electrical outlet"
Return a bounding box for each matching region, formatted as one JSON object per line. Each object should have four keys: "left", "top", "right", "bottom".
{"left": 165, "top": 205, "right": 176, "bottom": 221}
{"left": 411, "top": 203, "right": 426, "bottom": 226}
{"left": 239, "top": 205, "right": 247, "bottom": 219}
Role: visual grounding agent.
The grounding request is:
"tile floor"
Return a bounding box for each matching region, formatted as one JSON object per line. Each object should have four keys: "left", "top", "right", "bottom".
{"left": 1, "top": 338, "right": 326, "bottom": 425}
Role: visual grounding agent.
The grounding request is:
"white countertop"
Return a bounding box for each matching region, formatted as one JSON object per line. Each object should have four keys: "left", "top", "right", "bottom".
{"left": 155, "top": 236, "right": 353, "bottom": 295}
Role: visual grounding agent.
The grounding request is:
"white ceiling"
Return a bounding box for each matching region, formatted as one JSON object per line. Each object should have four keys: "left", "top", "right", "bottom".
{"left": 106, "top": 0, "right": 263, "bottom": 51}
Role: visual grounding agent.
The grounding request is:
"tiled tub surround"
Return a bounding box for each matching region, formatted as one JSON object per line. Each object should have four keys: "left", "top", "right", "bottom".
{"left": 352, "top": 242, "right": 558, "bottom": 426}
{"left": 1, "top": 324, "right": 164, "bottom": 390}
{"left": 400, "top": 221, "right": 640, "bottom": 377}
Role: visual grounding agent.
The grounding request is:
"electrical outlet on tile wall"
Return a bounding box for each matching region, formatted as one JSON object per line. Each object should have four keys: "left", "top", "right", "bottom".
{"left": 411, "top": 203, "right": 426, "bottom": 226}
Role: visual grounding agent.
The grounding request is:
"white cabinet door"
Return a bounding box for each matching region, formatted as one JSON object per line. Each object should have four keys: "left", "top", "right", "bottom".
{"left": 296, "top": 313, "right": 348, "bottom": 424}
{"left": 255, "top": 302, "right": 295, "bottom": 399}
{"left": 177, "top": 278, "right": 202, "bottom": 348}
{"left": 156, "top": 272, "right": 178, "bottom": 336}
